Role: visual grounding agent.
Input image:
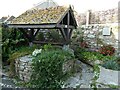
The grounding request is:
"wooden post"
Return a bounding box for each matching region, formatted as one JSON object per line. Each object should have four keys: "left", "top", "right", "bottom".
{"left": 59, "top": 28, "right": 67, "bottom": 42}
{"left": 67, "top": 12, "right": 70, "bottom": 39}
{"left": 29, "top": 29, "right": 34, "bottom": 46}
{"left": 69, "top": 29, "right": 73, "bottom": 39}
{"left": 67, "top": 11, "right": 70, "bottom": 43}
{"left": 33, "top": 29, "right": 39, "bottom": 39}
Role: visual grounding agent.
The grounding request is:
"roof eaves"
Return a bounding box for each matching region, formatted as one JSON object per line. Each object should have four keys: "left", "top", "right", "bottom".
{"left": 56, "top": 6, "right": 70, "bottom": 24}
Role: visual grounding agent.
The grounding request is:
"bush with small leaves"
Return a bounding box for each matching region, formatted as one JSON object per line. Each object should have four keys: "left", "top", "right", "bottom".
{"left": 29, "top": 47, "right": 75, "bottom": 89}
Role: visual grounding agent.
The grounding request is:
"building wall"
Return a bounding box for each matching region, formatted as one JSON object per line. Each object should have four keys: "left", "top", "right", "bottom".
{"left": 77, "top": 8, "right": 118, "bottom": 25}
{"left": 76, "top": 8, "right": 120, "bottom": 55}
{"left": 81, "top": 24, "right": 120, "bottom": 55}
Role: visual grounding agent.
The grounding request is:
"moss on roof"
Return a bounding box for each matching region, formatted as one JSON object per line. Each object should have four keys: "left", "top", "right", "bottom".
{"left": 10, "top": 6, "right": 68, "bottom": 24}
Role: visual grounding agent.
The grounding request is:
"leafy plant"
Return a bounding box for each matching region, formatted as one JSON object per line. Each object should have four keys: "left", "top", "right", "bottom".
{"left": 73, "top": 45, "right": 117, "bottom": 66}
{"left": 73, "top": 46, "right": 86, "bottom": 60}
{"left": 2, "top": 24, "right": 28, "bottom": 62}
{"left": 91, "top": 65, "right": 100, "bottom": 89}
{"left": 29, "top": 48, "right": 75, "bottom": 89}
{"left": 48, "top": 29, "right": 61, "bottom": 42}
{"left": 43, "top": 43, "right": 53, "bottom": 51}
{"left": 36, "top": 32, "right": 45, "bottom": 41}
{"left": 98, "top": 45, "right": 115, "bottom": 56}
{"left": 102, "top": 60, "right": 119, "bottom": 71}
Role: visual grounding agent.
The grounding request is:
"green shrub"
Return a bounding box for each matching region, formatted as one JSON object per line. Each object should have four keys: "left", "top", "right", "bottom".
{"left": 102, "top": 60, "right": 119, "bottom": 71}
{"left": 73, "top": 46, "right": 86, "bottom": 60}
{"left": 2, "top": 25, "right": 28, "bottom": 61}
{"left": 73, "top": 45, "right": 116, "bottom": 63}
{"left": 29, "top": 48, "right": 75, "bottom": 89}
{"left": 48, "top": 29, "right": 61, "bottom": 42}
{"left": 36, "top": 32, "right": 45, "bottom": 41}
{"left": 101, "top": 56, "right": 120, "bottom": 71}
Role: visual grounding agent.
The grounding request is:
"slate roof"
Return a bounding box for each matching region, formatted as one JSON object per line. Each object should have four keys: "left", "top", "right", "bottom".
{"left": 10, "top": 6, "right": 68, "bottom": 24}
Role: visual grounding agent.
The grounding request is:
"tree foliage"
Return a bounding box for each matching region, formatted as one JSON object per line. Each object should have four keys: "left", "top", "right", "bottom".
{"left": 2, "top": 24, "right": 28, "bottom": 61}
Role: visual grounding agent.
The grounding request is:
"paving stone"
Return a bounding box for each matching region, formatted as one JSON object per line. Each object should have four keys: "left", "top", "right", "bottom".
{"left": 97, "top": 66, "right": 120, "bottom": 86}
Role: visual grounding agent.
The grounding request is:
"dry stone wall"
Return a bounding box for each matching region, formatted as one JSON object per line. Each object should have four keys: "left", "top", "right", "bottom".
{"left": 15, "top": 55, "right": 76, "bottom": 82}
{"left": 81, "top": 24, "right": 120, "bottom": 55}
{"left": 15, "top": 55, "right": 33, "bottom": 82}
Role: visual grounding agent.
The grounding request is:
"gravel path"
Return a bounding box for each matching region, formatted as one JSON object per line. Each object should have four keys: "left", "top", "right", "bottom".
{"left": 0, "top": 68, "right": 21, "bottom": 89}
{"left": 63, "top": 60, "right": 94, "bottom": 88}
{"left": 0, "top": 74, "right": 19, "bottom": 89}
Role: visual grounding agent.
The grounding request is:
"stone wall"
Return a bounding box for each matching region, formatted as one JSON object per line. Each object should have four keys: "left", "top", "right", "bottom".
{"left": 81, "top": 24, "right": 120, "bottom": 54}
{"left": 77, "top": 8, "right": 118, "bottom": 25}
{"left": 15, "top": 55, "right": 33, "bottom": 82}
{"left": 15, "top": 55, "right": 77, "bottom": 82}
{"left": 90, "top": 8, "right": 118, "bottom": 24}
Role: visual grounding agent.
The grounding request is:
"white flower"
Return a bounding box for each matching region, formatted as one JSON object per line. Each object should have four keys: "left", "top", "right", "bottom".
{"left": 32, "top": 49, "right": 42, "bottom": 56}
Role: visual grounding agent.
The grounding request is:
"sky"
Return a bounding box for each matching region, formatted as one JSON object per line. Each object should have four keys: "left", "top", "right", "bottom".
{"left": 0, "top": 0, "right": 120, "bottom": 18}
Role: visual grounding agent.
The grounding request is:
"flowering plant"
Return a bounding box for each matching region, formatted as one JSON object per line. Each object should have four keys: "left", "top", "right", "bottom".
{"left": 32, "top": 49, "right": 42, "bottom": 56}
{"left": 98, "top": 45, "right": 115, "bottom": 56}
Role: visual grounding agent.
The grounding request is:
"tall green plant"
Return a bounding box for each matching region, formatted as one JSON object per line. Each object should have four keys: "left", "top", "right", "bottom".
{"left": 29, "top": 49, "right": 75, "bottom": 89}
{"left": 2, "top": 25, "right": 27, "bottom": 61}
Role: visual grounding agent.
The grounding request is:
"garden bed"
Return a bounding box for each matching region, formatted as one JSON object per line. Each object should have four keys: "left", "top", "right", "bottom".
{"left": 15, "top": 54, "right": 77, "bottom": 82}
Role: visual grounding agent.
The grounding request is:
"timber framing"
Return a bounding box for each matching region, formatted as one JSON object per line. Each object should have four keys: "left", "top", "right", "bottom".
{"left": 8, "top": 6, "right": 77, "bottom": 46}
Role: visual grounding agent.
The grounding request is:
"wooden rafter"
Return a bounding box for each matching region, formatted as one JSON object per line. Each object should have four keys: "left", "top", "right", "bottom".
{"left": 67, "top": 11, "right": 70, "bottom": 40}
{"left": 69, "top": 6, "right": 77, "bottom": 28}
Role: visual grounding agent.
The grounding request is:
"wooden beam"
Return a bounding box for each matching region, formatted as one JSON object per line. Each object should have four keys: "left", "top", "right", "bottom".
{"left": 59, "top": 28, "right": 67, "bottom": 41}
{"left": 69, "top": 29, "right": 73, "bottom": 39}
{"left": 56, "top": 24, "right": 75, "bottom": 29}
{"left": 33, "top": 41, "right": 64, "bottom": 46}
{"left": 64, "top": 28, "right": 68, "bottom": 40}
{"left": 8, "top": 24, "right": 56, "bottom": 29}
{"left": 29, "top": 29, "right": 34, "bottom": 42}
{"left": 69, "top": 7, "right": 77, "bottom": 28}
{"left": 33, "top": 29, "right": 39, "bottom": 38}
{"left": 67, "top": 12, "right": 70, "bottom": 40}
